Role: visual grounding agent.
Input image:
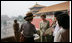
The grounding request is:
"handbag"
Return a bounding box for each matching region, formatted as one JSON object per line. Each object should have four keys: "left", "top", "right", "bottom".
{"left": 20, "top": 34, "right": 25, "bottom": 42}
{"left": 33, "top": 34, "right": 40, "bottom": 40}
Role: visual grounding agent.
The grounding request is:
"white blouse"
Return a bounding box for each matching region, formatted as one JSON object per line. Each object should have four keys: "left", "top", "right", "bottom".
{"left": 54, "top": 28, "right": 69, "bottom": 42}
{"left": 53, "top": 21, "right": 60, "bottom": 36}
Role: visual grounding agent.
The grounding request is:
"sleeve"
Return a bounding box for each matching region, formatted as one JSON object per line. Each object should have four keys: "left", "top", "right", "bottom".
{"left": 45, "top": 21, "right": 50, "bottom": 31}
{"left": 47, "top": 21, "right": 50, "bottom": 28}
{"left": 39, "top": 22, "right": 42, "bottom": 30}
{"left": 54, "top": 31, "right": 62, "bottom": 42}
{"left": 33, "top": 25, "right": 37, "bottom": 34}
{"left": 19, "top": 24, "right": 23, "bottom": 32}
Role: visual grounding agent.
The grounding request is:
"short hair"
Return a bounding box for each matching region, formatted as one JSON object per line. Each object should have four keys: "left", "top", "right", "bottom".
{"left": 56, "top": 13, "right": 69, "bottom": 29}
{"left": 40, "top": 14, "right": 46, "bottom": 18}
{"left": 54, "top": 11, "right": 63, "bottom": 17}
{"left": 14, "top": 19, "right": 17, "bottom": 23}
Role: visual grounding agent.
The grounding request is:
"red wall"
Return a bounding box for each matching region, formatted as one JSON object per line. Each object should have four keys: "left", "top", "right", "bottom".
{"left": 32, "top": 18, "right": 53, "bottom": 29}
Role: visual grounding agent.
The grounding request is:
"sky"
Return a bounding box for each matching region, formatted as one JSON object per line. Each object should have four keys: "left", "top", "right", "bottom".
{"left": 1, "top": 1, "right": 67, "bottom": 18}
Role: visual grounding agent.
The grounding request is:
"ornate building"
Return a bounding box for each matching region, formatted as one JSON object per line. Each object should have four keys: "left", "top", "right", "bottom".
{"left": 31, "top": 2, "right": 69, "bottom": 29}
{"left": 29, "top": 2, "right": 46, "bottom": 16}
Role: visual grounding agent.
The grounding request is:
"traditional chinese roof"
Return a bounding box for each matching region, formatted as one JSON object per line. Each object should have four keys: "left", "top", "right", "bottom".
{"left": 30, "top": 2, "right": 46, "bottom": 9}
{"left": 35, "top": 1, "right": 70, "bottom": 14}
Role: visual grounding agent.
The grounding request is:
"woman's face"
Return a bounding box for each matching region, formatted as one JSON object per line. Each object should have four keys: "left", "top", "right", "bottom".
{"left": 41, "top": 16, "right": 45, "bottom": 20}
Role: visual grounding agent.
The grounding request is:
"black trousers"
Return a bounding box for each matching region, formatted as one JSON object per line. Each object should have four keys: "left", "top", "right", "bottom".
{"left": 24, "top": 37, "right": 34, "bottom": 42}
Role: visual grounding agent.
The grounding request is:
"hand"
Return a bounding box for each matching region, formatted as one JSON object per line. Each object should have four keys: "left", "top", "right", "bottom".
{"left": 51, "top": 28, "right": 54, "bottom": 32}
{"left": 20, "top": 34, "right": 24, "bottom": 42}
{"left": 43, "top": 33, "right": 46, "bottom": 36}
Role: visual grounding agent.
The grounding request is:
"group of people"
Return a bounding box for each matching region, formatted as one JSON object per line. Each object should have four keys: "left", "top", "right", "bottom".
{"left": 13, "top": 11, "right": 69, "bottom": 42}
{"left": 51, "top": 11, "right": 69, "bottom": 42}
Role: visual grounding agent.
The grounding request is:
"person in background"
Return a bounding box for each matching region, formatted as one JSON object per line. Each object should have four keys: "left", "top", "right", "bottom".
{"left": 19, "top": 12, "right": 37, "bottom": 42}
{"left": 54, "top": 13, "right": 69, "bottom": 42}
{"left": 40, "top": 14, "right": 52, "bottom": 42}
{"left": 13, "top": 19, "right": 20, "bottom": 42}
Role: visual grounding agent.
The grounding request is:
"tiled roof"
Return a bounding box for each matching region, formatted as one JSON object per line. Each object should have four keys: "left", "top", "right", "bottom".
{"left": 30, "top": 3, "right": 46, "bottom": 9}
{"left": 35, "top": 1, "right": 70, "bottom": 14}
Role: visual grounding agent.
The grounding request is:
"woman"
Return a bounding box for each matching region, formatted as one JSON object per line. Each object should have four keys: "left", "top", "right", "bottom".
{"left": 51, "top": 11, "right": 63, "bottom": 36}
{"left": 39, "top": 14, "right": 52, "bottom": 42}
{"left": 54, "top": 13, "right": 69, "bottom": 42}
{"left": 19, "top": 12, "right": 37, "bottom": 42}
